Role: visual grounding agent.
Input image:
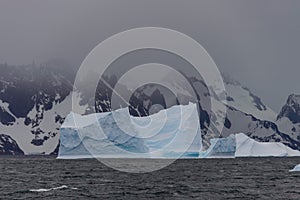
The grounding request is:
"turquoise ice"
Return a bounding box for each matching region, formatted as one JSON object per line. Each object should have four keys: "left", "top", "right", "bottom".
{"left": 58, "top": 103, "right": 201, "bottom": 159}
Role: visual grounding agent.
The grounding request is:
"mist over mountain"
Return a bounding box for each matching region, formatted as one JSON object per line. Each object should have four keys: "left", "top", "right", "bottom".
{"left": 0, "top": 61, "right": 75, "bottom": 154}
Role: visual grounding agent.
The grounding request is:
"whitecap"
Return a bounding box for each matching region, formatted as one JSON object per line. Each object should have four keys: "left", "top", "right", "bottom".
{"left": 29, "top": 185, "right": 68, "bottom": 192}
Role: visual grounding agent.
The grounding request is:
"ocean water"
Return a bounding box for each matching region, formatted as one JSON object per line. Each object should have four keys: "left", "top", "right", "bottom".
{"left": 1, "top": 157, "right": 300, "bottom": 199}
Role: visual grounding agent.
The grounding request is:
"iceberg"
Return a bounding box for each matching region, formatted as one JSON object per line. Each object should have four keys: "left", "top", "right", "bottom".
{"left": 58, "top": 102, "right": 300, "bottom": 159}
{"left": 58, "top": 108, "right": 150, "bottom": 158}
{"left": 235, "top": 133, "right": 300, "bottom": 157}
{"left": 199, "top": 133, "right": 300, "bottom": 158}
{"left": 58, "top": 103, "right": 202, "bottom": 159}
{"left": 134, "top": 102, "right": 201, "bottom": 158}
{"left": 289, "top": 164, "right": 300, "bottom": 172}
{"left": 199, "top": 134, "right": 236, "bottom": 158}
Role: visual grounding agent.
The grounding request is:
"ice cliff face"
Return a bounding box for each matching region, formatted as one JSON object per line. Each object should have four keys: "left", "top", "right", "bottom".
{"left": 199, "top": 134, "right": 236, "bottom": 158}
{"left": 59, "top": 108, "right": 148, "bottom": 158}
{"left": 58, "top": 103, "right": 201, "bottom": 158}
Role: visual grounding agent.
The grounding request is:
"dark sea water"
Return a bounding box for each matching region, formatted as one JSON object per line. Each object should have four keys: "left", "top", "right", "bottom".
{"left": 1, "top": 157, "right": 300, "bottom": 199}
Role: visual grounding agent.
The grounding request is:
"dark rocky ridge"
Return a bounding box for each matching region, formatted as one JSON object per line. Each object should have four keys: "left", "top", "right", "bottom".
{"left": 0, "top": 134, "right": 24, "bottom": 155}
{"left": 0, "top": 61, "right": 75, "bottom": 148}
{"left": 278, "top": 94, "right": 300, "bottom": 123}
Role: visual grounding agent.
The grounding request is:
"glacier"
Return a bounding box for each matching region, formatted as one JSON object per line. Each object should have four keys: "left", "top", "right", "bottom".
{"left": 58, "top": 103, "right": 201, "bottom": 159}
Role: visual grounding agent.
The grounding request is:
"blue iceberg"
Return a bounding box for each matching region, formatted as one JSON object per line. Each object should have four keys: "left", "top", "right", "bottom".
{"left": 199, "top": 134, "right": 236, "bottom": 158}
{"left": 58, "top": 102, "right": 300, "bottom": 159}
{"left": 200, "top": 133, "right": 300, "bottom": 158}
{"left": 58, "top": 103, "right": 202, "bottom": 159}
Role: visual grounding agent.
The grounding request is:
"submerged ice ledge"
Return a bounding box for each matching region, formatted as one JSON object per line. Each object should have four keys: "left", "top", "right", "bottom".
{"left": 57, "top": 103, "right": 300, "bottom": 159}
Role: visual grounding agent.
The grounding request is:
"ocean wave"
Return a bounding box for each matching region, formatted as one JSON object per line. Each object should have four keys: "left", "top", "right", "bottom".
{"left": 29, "top": 185, "right": 78, "bottom": 192}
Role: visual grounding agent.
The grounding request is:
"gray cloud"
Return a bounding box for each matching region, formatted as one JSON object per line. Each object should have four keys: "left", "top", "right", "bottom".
{"left": 0, "top": 0, "right": 299, "bottom": 112}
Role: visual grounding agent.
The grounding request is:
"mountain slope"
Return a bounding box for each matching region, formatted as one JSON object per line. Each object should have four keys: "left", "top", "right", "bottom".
{"left": 0, "top": 61, "right": 74, "bottom": 154}
{"left": 278, "top": 94, "right": 300, "bottom": 123}
{"left": 276, "top": 94, "right": 300, "bottom": 147}
{"left": 1, "top": 61, "right": 300, "bottom": 154}
{"left": 0, "top": 134, "right": 24, "bottom": 155}
{"left": 223, "top": 75, "right": 276, "bottom": 122}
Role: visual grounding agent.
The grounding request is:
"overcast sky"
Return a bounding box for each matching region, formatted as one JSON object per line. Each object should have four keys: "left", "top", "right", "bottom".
{"left": 0, "top": 0, "right": 299, "bottom": 112}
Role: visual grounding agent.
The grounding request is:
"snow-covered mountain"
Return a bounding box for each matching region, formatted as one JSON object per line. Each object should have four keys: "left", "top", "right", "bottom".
{"left": 0, "top": 61, "right": 74, "bottom": 154}
{"left": 276, "top": 94, "right": 300, "bottom": 149}
{"left": 1, "top": 61, "right": 300, "bottom": 155}
{"left": 278, "top": 94, "right": 300, "bottom": 123}
{"left": 222, "top": 75, "right": 277, "bottom": 122}
{"left": 0, "top": 134, "right": 24, "bottom": 155}
{"left": 104, "top": 73, "right": 300, "bottom": 150}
